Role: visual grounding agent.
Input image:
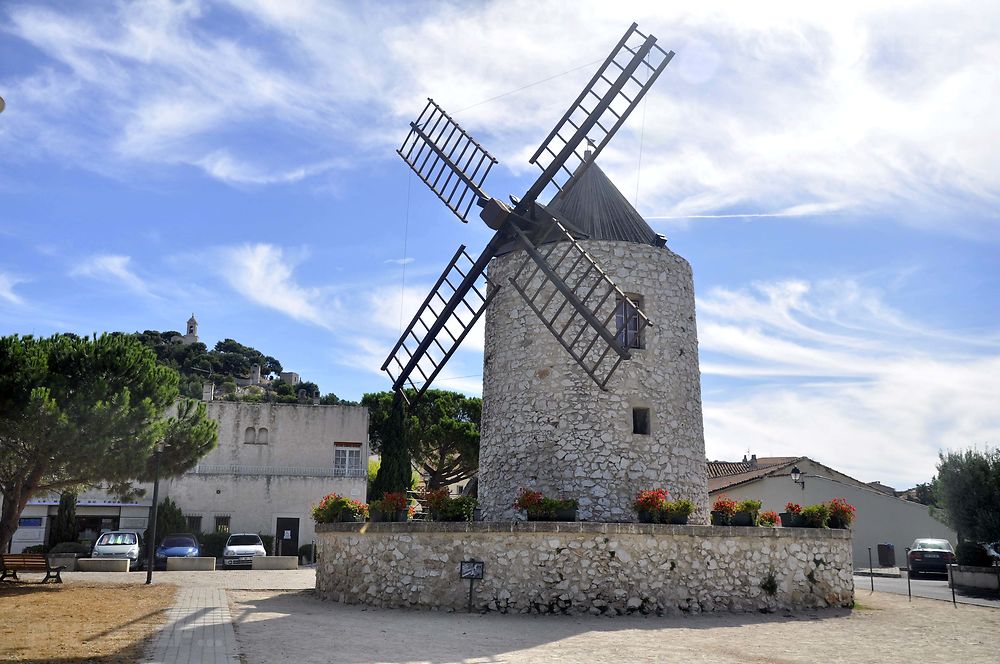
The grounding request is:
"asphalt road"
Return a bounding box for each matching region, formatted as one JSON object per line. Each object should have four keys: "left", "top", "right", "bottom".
{"left": 854, "top": 573, "right": 1000, "bottom": 609}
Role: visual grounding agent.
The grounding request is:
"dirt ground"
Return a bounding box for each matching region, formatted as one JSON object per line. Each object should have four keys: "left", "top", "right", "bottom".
{"left": 0, "top": 579, "right": 177, "bottom": 664}
{"left": 229, "top": 590, "right": 1000, "bottom": 664}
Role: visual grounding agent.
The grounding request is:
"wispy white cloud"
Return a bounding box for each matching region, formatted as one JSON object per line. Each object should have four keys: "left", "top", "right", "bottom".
{"left": 4, "top": 1, "right": 999, "bottom": 233}
{"left": 70, "top": 254, "right": 154, "bottom": 297}
{"left": 383, "top": 257, "right": 414, "bottom": 266}
{"left": 698, "top": 277, "right": 1000, "bottom": 487}
{"left": 216, "top": 243, "right": 338, "bottom": 330}
{"left": 0, "top": 272, "right": 24, "bottom": 304}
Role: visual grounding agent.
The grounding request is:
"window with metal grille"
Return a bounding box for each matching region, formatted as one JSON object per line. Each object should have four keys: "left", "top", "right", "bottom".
{"left": 214, "top": 515, "right": 231, "bottom": 534}
{"left": 185, "top": 515, "right": 202, "bottom": 533}
{"left": 334, "top": 443, "right": 362, "bottom": 477}
{"left": 616, "top": 294, "right": 644, "bottom": 349}
{"left": 632, "top": 407, "right": 651, "bottom": 435}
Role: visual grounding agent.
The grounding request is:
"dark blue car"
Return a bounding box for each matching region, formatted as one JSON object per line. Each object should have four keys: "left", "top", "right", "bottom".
{"left": 154, "top": 533, "right": 201, "bottom": 569}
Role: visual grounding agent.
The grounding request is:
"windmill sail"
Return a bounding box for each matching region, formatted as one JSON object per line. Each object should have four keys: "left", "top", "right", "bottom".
{"left": 519, "top": 23, "right": 673, "bottom": 209}
{"left": 381, "top": 240, "right": 502, "bottom": 403}
{"left": 398, "top": 99, "right": 498, "bottom": 223}
{"left": 505, "top": 218, "right": 651, "bottom": 389}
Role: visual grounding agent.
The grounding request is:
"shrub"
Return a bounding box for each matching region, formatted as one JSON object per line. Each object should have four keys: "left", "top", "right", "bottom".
{"left": 785, "top": 502, "right": 802, "bottom": 514}
{"left": 827, "top": 498, "right": 857, "bottom": 526}
{"left": 380, "top": 492, "right": 409, "bottom": 511}
{"left": 633, "top": 489, "right": 669, "bottom": 512}
{"left": 259, "top": 533, "right": 274, "bottom": 555}
{"left": 437, "top": 496, "right": 478, "bottom": 522}
{"left": 800, "top": 503, "right": 830, "bottom": 528}
{"left": 21, "top": 544, "right": 47, "bottom": 554}
{"left": 712, "top": 496, "right": 738, "bottom": 517}
{"left": 955, "top": 541, "right": 992, "bottom": 567}
{"left": 49, "top": 541, "right": 91, "bottom": 555}
{"left": 312, "top": 492, "right": 368, "bottom": 523}
{"left": 737, "top": 499, "right": 762, "bottom": 514}
{"left": 200, "top": 532, "right": 229, "bottom": 558}
{"left": 666, "top": 498, "right": 695, "bottom": 517}
{"left": 298, "top": 543, "right": 316, "bottom": 562}
{"left": 759, "top": 511, "right": 780, "bottom": 527}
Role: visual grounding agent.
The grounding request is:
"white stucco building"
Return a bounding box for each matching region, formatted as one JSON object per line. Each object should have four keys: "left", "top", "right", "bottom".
{"left": 6, "top": 400, "right": 368, "bottom": 555}
{"left": 708, "top": 456, "right": 955, "bottom": 567}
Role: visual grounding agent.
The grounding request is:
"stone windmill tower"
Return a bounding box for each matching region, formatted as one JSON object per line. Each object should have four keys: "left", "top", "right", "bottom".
{"left": 381, "top": 23, "right": 708, "bottom": 522}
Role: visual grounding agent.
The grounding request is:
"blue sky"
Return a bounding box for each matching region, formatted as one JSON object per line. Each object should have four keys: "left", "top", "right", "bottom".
{"left": 2, "top": 1, "right": 998, "bottom": 489}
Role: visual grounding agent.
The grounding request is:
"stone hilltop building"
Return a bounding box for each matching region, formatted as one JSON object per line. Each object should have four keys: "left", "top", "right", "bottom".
{"left": 478, "top": 161, "right": 709, "bottom": 523}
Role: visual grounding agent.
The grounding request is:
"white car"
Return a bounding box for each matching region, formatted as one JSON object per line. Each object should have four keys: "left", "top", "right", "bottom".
{"left": 222, "top": 533, "right": 267, "bottom": 567}
{"left": 91, "top": 530, "right": 144, "bottom": 570}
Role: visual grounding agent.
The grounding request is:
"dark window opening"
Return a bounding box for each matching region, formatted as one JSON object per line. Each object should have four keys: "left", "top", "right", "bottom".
{"left": 616, "top": 295, "right": 644, "bottom": 349}
{"left": 185, "top": 515, "right": 202, "bottom": 533}
{"left": 214, "top": 515, "right": 231, "bottom": 534}
{"left": 632, "top": 407, "right": 651, "bottom": 435}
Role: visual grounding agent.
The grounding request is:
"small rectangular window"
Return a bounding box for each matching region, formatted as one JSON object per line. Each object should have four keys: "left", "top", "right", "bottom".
{"left": 186, "top": 515, "right": 203, "bottom": 533}
{"left": 632, "top": 407, "right": 651, "bottom": 435}
{"left": 616, "top": 295, "right": 644, "bottom": 349}
{"left": 214, "top": 516, "right": 231, "bottom": 534}
{"left": 18, "top": 517, "right": 43, "bottom": 528}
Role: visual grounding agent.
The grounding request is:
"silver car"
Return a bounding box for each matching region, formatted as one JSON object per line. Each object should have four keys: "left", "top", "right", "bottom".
{"left": 91, "top": 530, "right": 144, "bottom": 570}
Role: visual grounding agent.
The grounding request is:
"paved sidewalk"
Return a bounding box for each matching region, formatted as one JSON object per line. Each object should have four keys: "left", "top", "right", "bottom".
{"left": 144, "top": 587, "right": 238, "bottom": 664}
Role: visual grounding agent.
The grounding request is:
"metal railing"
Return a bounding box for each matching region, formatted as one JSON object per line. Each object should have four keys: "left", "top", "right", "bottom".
{"left": 188, "top": 464, "right": 366, "bottom": 478}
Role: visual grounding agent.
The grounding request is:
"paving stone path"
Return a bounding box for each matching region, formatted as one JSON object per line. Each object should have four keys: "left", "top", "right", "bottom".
{"left": 143, "top": 587, "right": 238, "bottom": 664}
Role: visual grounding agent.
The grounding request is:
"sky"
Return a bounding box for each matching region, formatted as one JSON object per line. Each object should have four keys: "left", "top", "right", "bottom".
{"left": 1, "top": 1, "right": 998, "bottom": 490}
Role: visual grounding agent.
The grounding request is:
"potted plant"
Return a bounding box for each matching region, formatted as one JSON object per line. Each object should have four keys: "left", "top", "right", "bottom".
{"left": 312, "top": 492, "right": 369, "bottom": 523}
{"left": 732, "top": 499, "right": 762, "bottom": 526}
{"left": 799, "top": 503, "right": 830, "bottom": 528}
{"left": 779, "top": 502, "right": 802, "bottom": 528}
{"left": 663, "top": 498, "right": 695, "bottom": 525}
{"left": 711, "top": 496, "right": 738, "bottom": 526}
{"left": 759, "top": 510, "right": 780, "bottom": 527}
{"left": 423, "top": 487, "right": 451, "bottom": 521}
{"left": 826, "top": 497, "right": 856, "bottom": 529}
{"left": 438, "top": 496, "right": 478, "bottom": 522}
{"left": 376, "top": 492, "right": 410, "bottom": 522}
{"left": 514, "top": 488, "right": 578, "bottom": 521}
{"left": 633, "top": 489, "right": 669, "bottom": 523}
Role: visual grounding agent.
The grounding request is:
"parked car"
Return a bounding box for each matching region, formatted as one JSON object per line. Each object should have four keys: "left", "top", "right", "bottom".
{"left": 154, "top": 533, "right": 201, "bottom": 569}
{"left": 907, "top": 538, "right": 955, "bottom": 576}
{"left": 985, "top": 542, "right": 1000, "bottom": 565}
{"left": 91, "top": 530, "right": 144, "bottom": 570}
{"left": 223, "top": 533, "right": 267, "bottom": 568}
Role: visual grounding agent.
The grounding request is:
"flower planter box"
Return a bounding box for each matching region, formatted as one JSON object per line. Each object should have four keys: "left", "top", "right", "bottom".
{"left": 730, "top": 511, "right": 756, "bottom": 527}
{"left": 710, "top": 511, "right": 732, "bottom": 526}
{"left": 779, "top": 512, "right": 802, "bottom": 528}
{"left": 949, "top": 565, "right": 1000, "bottom": 593}
{"left": 47, "top": 554, "right": 79, "bottom": 572}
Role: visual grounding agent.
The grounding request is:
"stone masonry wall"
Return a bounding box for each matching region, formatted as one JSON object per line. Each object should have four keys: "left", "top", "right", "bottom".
{"left": 316, "top": 523, "right": 854, "bottom": 614}
{"left": 479, "top": 241, "right": 708, "bottom": 522}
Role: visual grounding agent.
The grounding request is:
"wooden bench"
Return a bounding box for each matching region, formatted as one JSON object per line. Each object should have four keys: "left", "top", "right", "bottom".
{"left": 0, "top": 553, "right": 65, "bottom": 584}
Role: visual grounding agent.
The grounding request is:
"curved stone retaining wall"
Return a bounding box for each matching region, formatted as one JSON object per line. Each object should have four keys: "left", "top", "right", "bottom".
{"left": 316, "top": 523, "right": 853, "bottom": 614}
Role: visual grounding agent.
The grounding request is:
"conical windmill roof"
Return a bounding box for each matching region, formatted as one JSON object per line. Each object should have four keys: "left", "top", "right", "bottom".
{"left": 546, "top": 161, "right": 660, "bottom": 246}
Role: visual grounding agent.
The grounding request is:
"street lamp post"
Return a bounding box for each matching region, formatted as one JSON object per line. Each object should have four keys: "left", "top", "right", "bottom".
{"left": 145, "top": 442, "right": 164, "bottom": 584}
{"left": 790, "top": 466, "right": 806, "bottom": 491}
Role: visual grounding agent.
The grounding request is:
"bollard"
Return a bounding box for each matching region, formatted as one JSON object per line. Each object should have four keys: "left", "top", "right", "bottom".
{"left": 905, "top": 547, "right": 911, "bottom": 601}
{"left": 867, "top": 547, "right": 873, "bottom": 589}
{"left": 949, "top": 565, "right": 957, "bottom": 607}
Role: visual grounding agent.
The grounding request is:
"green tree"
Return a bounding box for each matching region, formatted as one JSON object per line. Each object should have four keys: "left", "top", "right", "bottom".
{"left": 363, "top": 389, "right": 480, "bottom": 492}
{"left": 935, "top": 447, "right": 1000, "bottom": 542}
{"left": 153, "top": 497, "right": 187, "bottom": 544}
{"left": 0, "top": 333, "right": 218, "bottom": 553}
{"left": 49, "top": 491, "right": 79, "bottom": 546}
{"left": 369, "top": 392, "right": 411, "bottom": 499}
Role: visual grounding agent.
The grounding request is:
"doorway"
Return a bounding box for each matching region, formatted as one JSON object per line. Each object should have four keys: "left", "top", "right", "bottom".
{"left": 275, "top": 517, "right": 300, "bottom": 557}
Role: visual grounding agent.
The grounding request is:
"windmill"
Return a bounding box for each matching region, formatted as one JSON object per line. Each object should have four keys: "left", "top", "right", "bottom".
{"left": 382, "top": 23, "right": 674, "bottom": 403}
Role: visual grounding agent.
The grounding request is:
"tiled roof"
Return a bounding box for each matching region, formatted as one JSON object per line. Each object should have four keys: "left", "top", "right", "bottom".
{"left": 707, "top": 457, "right": 802, "bottom": 492}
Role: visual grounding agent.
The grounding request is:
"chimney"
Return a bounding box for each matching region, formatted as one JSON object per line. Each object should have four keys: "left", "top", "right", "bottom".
{"left": 750, "top": 454, "right": 757, "bottom": 469}
{"left": 251, "top": 364, "right": 261, "bottom": 385}
{"left": 202, "top": 382, "right": 215, "bottom": 402}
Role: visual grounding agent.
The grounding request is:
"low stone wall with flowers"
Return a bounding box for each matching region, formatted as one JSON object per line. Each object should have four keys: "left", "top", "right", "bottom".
{"left": 315, "top": 522, "right": 853, "bottom": 614}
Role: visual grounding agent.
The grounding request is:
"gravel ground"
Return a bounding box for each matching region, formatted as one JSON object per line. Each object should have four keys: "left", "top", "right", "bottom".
{"left": 228, "top": 589, "right": 999, "bottom": 664}
{"left": 59, "top": 567, "right": 316, "bottom": 590}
